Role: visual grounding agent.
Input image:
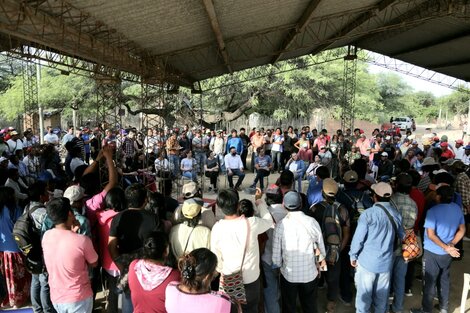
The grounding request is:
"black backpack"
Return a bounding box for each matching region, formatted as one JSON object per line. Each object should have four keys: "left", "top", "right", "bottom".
{"left": 12, "top": 204, "right": 45, "bottom": 274}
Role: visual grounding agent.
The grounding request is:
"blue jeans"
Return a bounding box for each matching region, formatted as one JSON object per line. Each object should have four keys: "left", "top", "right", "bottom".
{"left": 262, "top": 261, "right": 280, "bottom": 313}
{"left": 169, "top": 154, "right": 180, "bottom": 177}
{"left": 31, "top": 273, "right": 55, "bottom": 313}
{"left": 227, "top": 168, "right": 245, "bottom": 188}
{"left": 355, "top": 264, "right": 391, "bottom": 313}
{"left": 122, "top": 290, "right": 133, "bottom": 313}
{"left": 271, "top": 150, "right": 282, "bottom": 171}
{"left": 293, "top": 172, "right": 302, "bottom": 192}
{"left": 53, "top": 297, "right": 92, "bottom": 313}
{"left": 194, "top": 152, "right": 206, "bottom": 174}
{"left": 182, "top": 170, "right": 197, "bottom": 182}
{"left": 252, "top": 169, "right": 270, "bottom": 189}
{"left": 421, "top": 250, "right": 452, "bottom": 313}
{"left": 391, "top": 255, "right": 408, "bottom": 312}
{"left": 216, "top": 153, "right": 226, "bottom": 173}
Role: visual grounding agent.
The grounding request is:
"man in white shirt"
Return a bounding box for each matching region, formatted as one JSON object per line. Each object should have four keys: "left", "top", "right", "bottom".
{"left": 7, "top": 131, "right": 24, "bottom": 154}
{"left": 454, "top": 139, "right": 465, "bottom": 160}
{"left": 61, "top": 126, "right": 74, "bottom": 145}
{"left": 224, "top": 146, "right": 245, "bottom": 190}
{"left": 272, "top": 190, "right": 326, "bottom": 313}
{"left": 211, "top": 188, "right": 273, "bottom": 313}
{"left": 209, "top": 130, "right": 225, "bottom": 172}
{"left": 44, "top": 127, "right": 59, "bottom": 145}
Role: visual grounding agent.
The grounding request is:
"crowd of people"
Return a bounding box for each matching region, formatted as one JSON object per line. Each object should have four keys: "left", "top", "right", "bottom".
{"left": 0, "top": 121, "right": 469, "bottom": 313}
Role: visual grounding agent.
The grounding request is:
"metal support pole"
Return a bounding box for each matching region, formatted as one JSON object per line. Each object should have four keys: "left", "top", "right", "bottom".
{"left": 341, "top": 46, "right": 357, "bottom": 132}
{"left": 95, "top": 75, "right": 122, "bottom": 186}
{"left": 22, "top": 59, "right": 39, "bottom": 135}
{"left": 466, "top": 98, "right": 470, "bottom": 139}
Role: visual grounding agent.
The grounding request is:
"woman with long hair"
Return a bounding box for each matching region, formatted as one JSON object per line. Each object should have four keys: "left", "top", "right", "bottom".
{"left": 97, "top": 187, "right": 127, "bottom": 313}
{"left": 165, "top": 248, "right": 238, "bottom": 313}
{"left": 0, "top": 186, "right": 30, "bottom": 309}
{"left": 128, "top": 231, "right": 179, "bottom": 313}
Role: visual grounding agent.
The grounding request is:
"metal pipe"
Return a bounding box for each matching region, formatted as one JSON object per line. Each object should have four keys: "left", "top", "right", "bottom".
{"left": 37, "top": 63, "right": 44, "bottom": 144}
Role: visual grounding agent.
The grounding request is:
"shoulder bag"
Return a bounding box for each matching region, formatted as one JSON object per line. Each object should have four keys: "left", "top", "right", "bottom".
{"left": 219, "top": 218, "right": 250, "bottom": 304}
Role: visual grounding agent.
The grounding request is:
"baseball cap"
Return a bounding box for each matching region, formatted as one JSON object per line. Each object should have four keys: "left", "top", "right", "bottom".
{"left": 322, "top": 178, "right": 339, "bottom": 197}
{"left": 385, "top": 135, "right": 391, "bottom": 140}
{"left": 0, "top": 156, "right": 7, "bottom": 163}
{"left": 464, "top": 145, "right": 470, "bottom": 150}
{"left": 440, "top": 142, "right": 448, "bottom": 147}
{"left": 371, "top": 182, "right": 393, "bottom": 198}
{"left": 422, "top": 157, "right": 438, "bottom": 166}
{"left": 381, "top": 152, "right": 388, "bottom": 157}
{"left": 451, "top": 160, "right": 466, "bottom": 171}
{"left": 441, "top": 135, "right": 448, "bottom": 141}
{"left": 182, "top": 182, "right": 198, "bottom": 198}
{"left": 63, "top": 185, "right": 85, "bottom": 202}
{"left": 343, "top": 170, "right": 358, "bottom": 183}
{"left": 283, "top": 191, "right": 302, "bottom": 210}
{"left": 181, "top": 199, "right": 202, "bottom": 219}
{"left": 396, "top": 173, "right": 412, "bottom": 187}
{"left": 412, "top": 140, "right": 418, "bottom": 145}
{"left": 10, "top": 130, "right": 18, "bottom": 135}
{"left": 456, "top": 139, "right": 464, "bottom": 144}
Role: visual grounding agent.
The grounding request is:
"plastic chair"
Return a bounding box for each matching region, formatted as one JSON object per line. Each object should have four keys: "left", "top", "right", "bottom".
{"left": 462, "top": 273, "right": 470, "bottom": 313}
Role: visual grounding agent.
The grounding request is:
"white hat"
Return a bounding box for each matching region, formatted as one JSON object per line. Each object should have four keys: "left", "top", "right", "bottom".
{"left": 381, "top": 152, "right": 388, "bottom": 157}
{"left": 371, "top": 182, "right": 393, "bottom": 197}
{"left": 63, "top": 185, "right": 85, "bottom": 202}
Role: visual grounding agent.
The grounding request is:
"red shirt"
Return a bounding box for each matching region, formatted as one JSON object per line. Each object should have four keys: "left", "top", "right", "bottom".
{"left": 409, "top": 187, "right": 425, "bottom": 232}
{"left": 441, "top": 148, "right": 455, "bottom": 159}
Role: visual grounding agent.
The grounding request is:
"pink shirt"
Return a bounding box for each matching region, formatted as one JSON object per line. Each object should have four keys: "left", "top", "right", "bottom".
{"left": 313, "top": 137, "right": 327, "bottom": 149}
{"left": 165, "top": 282, "right": 233, "bottom": 313}
{"left": 96, "top": 210, "right": 119, "bottom": 271}
{"left": 42, "top": 229, "right": 98, "bottom": 304}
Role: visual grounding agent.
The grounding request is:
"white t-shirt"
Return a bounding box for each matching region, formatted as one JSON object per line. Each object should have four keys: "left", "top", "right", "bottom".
{"left": 44, "top": 133, "right": 59, "bottom": 144}
{"left": 271, "top": 135, "right": 284, "bottom": 152}
{"left": 211, "top": 201, "right": 273, "bottom": 284}
{"left": 7, "top": 139, "right": 23, "bottom": 152}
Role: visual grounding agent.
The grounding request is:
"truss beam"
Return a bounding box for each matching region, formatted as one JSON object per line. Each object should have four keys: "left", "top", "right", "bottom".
{"left": 0, "top": 0, "right": 193, "bottom": 86}
{"left": 310, "top": 0, "right": 397, "bottom": 56}
{"left": 362, "top": 52, "right": 468, "bottom": 92}
{"left": 22, "top": 58, "right": 38, "bottom": 133}
{"left": 354, "top": 0, "right": 464, "bottom": 46}
{"left": 341, "top": 46, "right": 357, "bottom": 132}
{"left": 271, "top": 0, "right": 323, "bottom": 64}
{"left": 201, "top": 0, "right": 233, "bottom": 74}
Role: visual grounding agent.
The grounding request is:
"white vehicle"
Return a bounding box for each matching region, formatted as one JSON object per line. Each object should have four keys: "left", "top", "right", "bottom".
{"left": 392, "top": 117, "right": 413, "bottom": 130}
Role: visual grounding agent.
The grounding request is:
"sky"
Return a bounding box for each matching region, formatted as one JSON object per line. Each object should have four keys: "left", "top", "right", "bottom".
{"left": 368, "top": 64, "right": 455, "bottom": 97}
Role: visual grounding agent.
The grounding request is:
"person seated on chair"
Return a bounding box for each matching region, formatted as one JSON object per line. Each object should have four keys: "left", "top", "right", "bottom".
{"left": 204, "top": 151, "right": 219, "bottom": 192}
{"left": 155, "top": 150, "right": 171, "bottom": 178}
{"left": 285, "top": 152, "right": 305, "bottom": 192}
{"left": 180, "top": 150, "right": 197, "bottom": 182}
{"left": 250, "top": 147, "right": 272, "bottom": 190}
{"left": 224, "top": 146, "right": 245, "bottom": 191}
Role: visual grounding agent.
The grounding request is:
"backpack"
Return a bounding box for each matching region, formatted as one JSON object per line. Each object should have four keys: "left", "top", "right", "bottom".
{"left": 12, "top": 204, "right": 45, "bottom": 274}
{"left": 343, "top": 190, "right": 366, "bottom": 224}
{"left": 318, "top": 201, "right": 342, "bottom": 264}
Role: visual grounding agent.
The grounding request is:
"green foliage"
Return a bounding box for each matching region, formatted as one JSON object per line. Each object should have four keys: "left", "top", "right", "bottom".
{"left": 0, "top": 49, "right": 465, "bottom": 126}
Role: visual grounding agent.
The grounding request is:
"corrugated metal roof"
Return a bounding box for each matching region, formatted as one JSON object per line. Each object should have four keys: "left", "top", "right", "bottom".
{"left": 0, "top": 0, "right": 468, "bottom": 85}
